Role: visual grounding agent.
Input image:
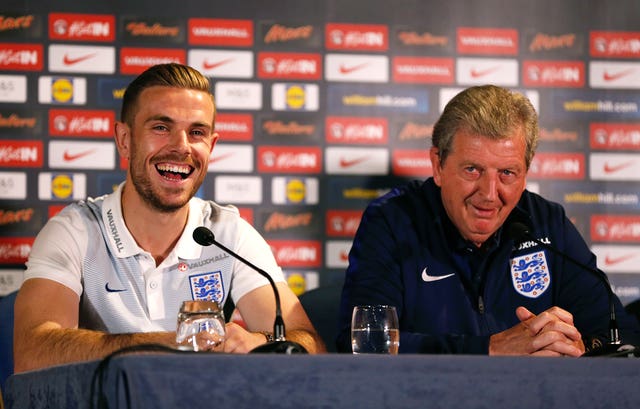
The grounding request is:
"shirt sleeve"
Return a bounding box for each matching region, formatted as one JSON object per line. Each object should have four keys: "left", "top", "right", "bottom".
{"left": 23, "top": 206, "right": 86, "bottom": 297}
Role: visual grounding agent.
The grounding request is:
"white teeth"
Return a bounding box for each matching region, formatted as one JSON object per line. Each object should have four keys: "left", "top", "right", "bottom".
{"left": 157, "top": 164, "right": 190, "bottom": 174}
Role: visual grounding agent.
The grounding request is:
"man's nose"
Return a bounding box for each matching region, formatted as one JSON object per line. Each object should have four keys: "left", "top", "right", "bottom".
{"left": 170, "top": 130, "right": 190, "bottom": 150}
{"left": 478, "top": 172, "right": 499, "bottom": 200}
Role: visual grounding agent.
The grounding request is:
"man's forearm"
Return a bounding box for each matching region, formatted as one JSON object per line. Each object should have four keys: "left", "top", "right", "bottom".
{"left": 14, "top": 323, "right": 176, "bottom": 373}
{"left": 284, "top": 329, "right": 327, "bottom": 353}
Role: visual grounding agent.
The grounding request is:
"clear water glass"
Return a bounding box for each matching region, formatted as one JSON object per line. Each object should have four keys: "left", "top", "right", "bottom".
{"left": 176, "top": 300, "right": 226, "bottom": 351}
{"left": 351, "top": 305, "right": 399, "bottom": 354}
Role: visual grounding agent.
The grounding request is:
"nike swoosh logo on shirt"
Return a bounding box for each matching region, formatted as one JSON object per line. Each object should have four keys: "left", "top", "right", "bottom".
{"left": 421, "top": 267, "right": 454, "bottom": 282}
{"left": 105, "top": 283, "right": 127, "bottom": 293}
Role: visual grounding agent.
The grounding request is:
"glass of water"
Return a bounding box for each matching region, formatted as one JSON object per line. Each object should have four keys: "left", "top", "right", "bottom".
{"left": 351, "top": 305, "right": 399, "bottom": 354}
{"left": 176, "top": 300, "right": 226, "bottom": 351}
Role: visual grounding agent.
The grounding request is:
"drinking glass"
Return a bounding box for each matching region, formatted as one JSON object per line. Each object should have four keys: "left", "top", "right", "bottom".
{"left": 351, "top": 305, "right": 399, "bottom": 354}
{"left": 176, "top": 300, "right": 226, "bottom": 351}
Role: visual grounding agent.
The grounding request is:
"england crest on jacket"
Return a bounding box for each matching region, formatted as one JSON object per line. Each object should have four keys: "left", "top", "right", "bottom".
{"left": 510, "top": 251, "right": 550, "bottom": 298}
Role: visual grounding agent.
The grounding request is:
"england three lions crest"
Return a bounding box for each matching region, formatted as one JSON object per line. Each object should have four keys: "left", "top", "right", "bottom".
{"left": 189, "top": 271, "right": 224, "bottom": 302}
{"left": 510, "top": 251, "right": 550, "bottom": 298}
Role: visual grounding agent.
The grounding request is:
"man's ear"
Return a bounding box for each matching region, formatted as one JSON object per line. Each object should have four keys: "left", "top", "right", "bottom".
{"left": 209, "top": 132, "right": 219, "bottom": 154}
{"left": 114, "top": 121, "right": 130, "bottom": 160}
{"left": 430, "top": 147, "right": 442, "bottom": 186}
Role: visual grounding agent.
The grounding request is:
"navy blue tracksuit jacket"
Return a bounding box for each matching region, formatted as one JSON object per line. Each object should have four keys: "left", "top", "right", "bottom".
{"left": 337, "top": 178, "right": 640, "bottom": 353}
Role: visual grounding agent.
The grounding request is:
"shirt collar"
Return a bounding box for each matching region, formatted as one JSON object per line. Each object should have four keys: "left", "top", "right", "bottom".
{"left": 102, "top": 183, "right": 209, "bottom": 260}
{"left": 102, "top": 182, "right": 140, "bottom": 258}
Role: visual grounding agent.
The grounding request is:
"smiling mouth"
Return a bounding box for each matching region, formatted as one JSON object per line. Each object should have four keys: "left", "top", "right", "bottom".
{"left": 156, "top": 163, "right": 194, "bottom": 180}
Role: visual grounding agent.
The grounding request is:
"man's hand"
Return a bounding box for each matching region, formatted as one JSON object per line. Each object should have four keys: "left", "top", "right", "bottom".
{"left": 220, "top": 322, "right": 268, "bottom": 353}
{"left": 489, "top": 306, "right": 585, "bottom": 357}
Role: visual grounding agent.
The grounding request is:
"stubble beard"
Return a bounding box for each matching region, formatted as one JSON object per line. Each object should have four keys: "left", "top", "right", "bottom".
{"left": 129, "top": 152, "right": 203, "bottom": 214}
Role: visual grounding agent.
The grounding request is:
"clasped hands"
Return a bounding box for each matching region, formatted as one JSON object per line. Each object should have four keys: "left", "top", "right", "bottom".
{"left": 489, "top": 306, "right": 585, "bottom": 357}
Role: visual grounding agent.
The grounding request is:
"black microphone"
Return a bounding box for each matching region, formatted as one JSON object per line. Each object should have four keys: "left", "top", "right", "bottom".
{"left": 507, "top": 221, "right": 636, "bottom": 357}
{"left": 192, "top": 226, "right": 307, "bottom": 354}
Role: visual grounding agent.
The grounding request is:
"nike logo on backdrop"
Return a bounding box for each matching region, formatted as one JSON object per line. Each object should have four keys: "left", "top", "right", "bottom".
{"left": 603, "top": 161, "right": 634, "bottom": 174}
{"left": 105, "top": 283, "right": 127, "bottom": 293}
{"left": 203, "top": 58, "right": 234, "bottom": 70}
{"left": 339, "top": 156, "right": 368, "bottom": 168}
{"left": 604, "top": 253, "right": 636, "bottom": 266}
{"left": 63, "top": 53, "right": 97, "bottom": 65}
{"left": 63, "top": 149, "right": 96, "bottom": 162}
{"left": 339, "top": 63, "right": 369, "bottom": 74}
{"left": 602, "top": 69, "right": 634, "bottom": 82}
{"left": 421, "top": 267, "right": 454, "bottom": 282}
{"left": 470, "top": 66, "right": 500, "bottom": 78}
{"left": 209, "top": 152, "right": 235, "bottom": 163}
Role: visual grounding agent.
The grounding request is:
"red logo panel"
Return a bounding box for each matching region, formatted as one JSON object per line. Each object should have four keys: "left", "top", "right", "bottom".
{"left": 326, "top": 116, "right": 388, "bottom": 144}
{"left": 188, "top": 18, "right": 253, "bottom": 46}
{"left": 325, "top": 23, "right": 388, "bottom": 51}
{"left": 268, "top": 240, "right": 322, "bottom": 267}
{"left": 257, "top": 146, "right": 322, "bottom": 173}
{"left": 49, "top": 13, "right": 115, "bottom": 42}
{"left": 49, "top": 109, "right": 115, "bottom": 137}
{"left": 0, "top": 43, "right": 43, "bottom": 70}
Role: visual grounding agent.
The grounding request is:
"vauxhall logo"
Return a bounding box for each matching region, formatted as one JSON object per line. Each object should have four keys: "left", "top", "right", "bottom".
{"left": 107, "top": 208, "right": 124, "bottom": 253}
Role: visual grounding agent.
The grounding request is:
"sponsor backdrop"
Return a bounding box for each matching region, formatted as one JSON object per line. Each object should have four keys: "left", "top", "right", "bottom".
{"left": 1, "top": 0, "right": 640, "bottom": 306}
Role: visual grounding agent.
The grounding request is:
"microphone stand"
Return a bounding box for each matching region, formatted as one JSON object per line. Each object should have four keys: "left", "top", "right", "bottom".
{"left": 193, "top": 226, "right": 307, "bottom": 354}
{"left": 508, "top": 222, "right": 636, "bottom": 357}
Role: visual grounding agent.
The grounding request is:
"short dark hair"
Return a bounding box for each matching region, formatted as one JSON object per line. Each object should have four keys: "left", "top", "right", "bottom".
{"left": 120, "top": 63, "right": 215, "bottom": 125}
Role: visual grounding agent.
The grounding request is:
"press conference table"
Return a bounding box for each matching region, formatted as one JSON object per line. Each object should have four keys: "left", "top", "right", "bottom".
{"left": 5, "top": 352, "right": 640, "bottom": 409}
